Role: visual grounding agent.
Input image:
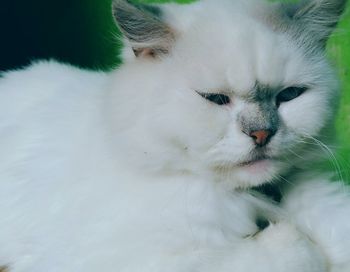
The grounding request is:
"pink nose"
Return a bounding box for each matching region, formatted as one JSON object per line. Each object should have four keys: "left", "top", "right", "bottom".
{"left": 249, "top": 130, "right": 271, "bottom": 147}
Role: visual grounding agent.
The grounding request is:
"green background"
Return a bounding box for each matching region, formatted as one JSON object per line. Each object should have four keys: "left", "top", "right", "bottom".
{"left": 0, "top": 0, "right": 349, "bottom": 180}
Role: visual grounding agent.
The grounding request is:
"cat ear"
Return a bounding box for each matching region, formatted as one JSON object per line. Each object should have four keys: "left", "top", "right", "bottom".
{"left": 282, "top": 0, "right": 348, "bottom": 47}
{"left": 112, "top": 0, "right": 175, "bottom": 58}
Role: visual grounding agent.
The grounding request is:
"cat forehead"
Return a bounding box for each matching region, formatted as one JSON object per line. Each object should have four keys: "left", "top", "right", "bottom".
{"left": 164, "top": 0, "right": 300, "bottom": 41}
{"left": 169, "top": 14, "right": 307, "bottom": 94}
{"left": 162, "top": 0, "right": 274, "bottom": 32}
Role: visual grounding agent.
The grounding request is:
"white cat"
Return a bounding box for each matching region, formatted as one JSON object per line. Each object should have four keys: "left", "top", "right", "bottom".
{"left": 0, "top": 0, "right": 349, "bottom": 271}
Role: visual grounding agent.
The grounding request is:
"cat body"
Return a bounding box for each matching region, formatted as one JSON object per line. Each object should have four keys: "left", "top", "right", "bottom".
{"left": 0, "top": 0, "right": 349, "bottom": 271}
{"left": 0, "top": 60, "right": 324, "bottom": 272}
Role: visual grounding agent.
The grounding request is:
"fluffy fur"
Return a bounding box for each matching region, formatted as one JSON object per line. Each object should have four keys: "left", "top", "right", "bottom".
{"left": 0, "top": 0, "right": 349, "bottom": 271}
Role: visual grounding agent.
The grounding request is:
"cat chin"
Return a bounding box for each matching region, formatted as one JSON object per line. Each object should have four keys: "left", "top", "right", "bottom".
{"left": 212, "top": 159, "right": 286, "bottom": 189}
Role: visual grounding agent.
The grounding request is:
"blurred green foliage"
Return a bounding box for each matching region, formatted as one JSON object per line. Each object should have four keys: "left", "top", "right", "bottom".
{"left": 329, "top": 13, "right": 350, "bottom": 180}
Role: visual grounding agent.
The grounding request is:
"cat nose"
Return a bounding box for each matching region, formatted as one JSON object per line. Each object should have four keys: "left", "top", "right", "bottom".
{"left": 249, "top": 130, "right": 273, "bottom": 147}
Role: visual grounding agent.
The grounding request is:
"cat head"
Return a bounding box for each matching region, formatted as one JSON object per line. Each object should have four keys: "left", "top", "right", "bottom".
{"left": 111, "top": 0, "right": 347, "bottom": 188}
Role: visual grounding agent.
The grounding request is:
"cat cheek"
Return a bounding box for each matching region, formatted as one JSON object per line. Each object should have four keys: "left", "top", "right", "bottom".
{"left": 279, "top": 100, "right": 329, "bottom": 136}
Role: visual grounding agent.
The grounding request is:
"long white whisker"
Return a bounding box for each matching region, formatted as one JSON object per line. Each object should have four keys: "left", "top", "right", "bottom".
{"left": 302, "top": 133, "right": 345, "bottom": 188}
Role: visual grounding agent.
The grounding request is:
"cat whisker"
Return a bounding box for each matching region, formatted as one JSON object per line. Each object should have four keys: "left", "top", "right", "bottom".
{"left": 301, "top": 133, "right": 345, "bottom": 186}
{"left": 275, "top": 174, "right": 295, "bottom": 187}
{"left": 286, "top": 147, "right": 306, "bottom": 160}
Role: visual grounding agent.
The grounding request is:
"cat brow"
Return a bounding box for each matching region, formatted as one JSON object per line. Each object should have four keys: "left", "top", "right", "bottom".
{"left": 242, "top": 82, "right": 278, "bottom": 102}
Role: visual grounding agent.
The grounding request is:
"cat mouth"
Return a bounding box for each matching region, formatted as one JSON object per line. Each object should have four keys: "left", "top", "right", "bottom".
{"left": 237, "top": 155, "right": 272, "bottom": 167}
{"left": 211, "top": 155, "right": 274, "bottom": 171}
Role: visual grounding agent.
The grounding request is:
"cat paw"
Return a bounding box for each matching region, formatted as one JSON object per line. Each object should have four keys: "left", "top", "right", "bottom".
{"left": 256, "top": 221, "right": 301, "bottom": 244}
{"left": 255, "top": 222, "right": 329, "bottom": 272}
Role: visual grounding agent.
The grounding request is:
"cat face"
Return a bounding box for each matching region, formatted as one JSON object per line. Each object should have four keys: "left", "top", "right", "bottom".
{"left": 112, "top": 0, "right": 345, "bottom": 188}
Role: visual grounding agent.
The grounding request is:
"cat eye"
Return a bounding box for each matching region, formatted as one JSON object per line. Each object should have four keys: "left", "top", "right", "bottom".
{"left": 276, "top": 86, "right": 307, "bottom": 107}
{"left": 197, "top": 92, "right": 231, "bottom": 106}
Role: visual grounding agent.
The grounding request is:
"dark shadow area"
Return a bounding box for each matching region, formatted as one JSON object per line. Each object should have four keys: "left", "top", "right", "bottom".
{"left": 0, "top": 0, "right": 121, "bottom": 72}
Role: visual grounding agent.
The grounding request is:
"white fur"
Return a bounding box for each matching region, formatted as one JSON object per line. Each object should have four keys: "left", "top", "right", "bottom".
{"left": 283, "top": 176, "right": 350, "bottom": 271}
{"left": 0, "top": 0, "right": 348, "bottom": 271}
